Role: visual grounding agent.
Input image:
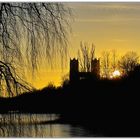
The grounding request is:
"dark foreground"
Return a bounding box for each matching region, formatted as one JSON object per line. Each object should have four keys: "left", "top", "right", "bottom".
{"left": 1, "top": 68, "right": 140, "bottom": 137}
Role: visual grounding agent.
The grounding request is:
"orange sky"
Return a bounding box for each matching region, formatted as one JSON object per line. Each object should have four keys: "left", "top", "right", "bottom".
{"left": 28, "top": 2, "right": 140, "bottom": 89}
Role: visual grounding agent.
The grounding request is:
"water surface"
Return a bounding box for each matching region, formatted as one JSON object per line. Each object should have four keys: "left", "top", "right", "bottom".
{"left": 0, "top": 113, "right": 96, "bottom": 137}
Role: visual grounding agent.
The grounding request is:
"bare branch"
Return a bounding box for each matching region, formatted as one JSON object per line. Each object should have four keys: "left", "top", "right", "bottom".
{"left": 119, "top": 51, "right": 139, "bottom": 75}
{"left": 0, "top": 3, "right": 72, "bottom": 97}
{"left": 78, "top": 42, "right": 95, "bottom": 72}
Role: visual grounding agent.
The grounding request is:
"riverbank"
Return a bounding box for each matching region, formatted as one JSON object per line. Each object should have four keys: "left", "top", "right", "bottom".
{"left": 0, "top": 69, "right": 140, "bottom": 136}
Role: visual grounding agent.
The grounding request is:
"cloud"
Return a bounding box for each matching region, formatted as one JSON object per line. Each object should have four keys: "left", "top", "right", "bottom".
{"left": 66, "top": 2, "right": 140, "bottom": 24}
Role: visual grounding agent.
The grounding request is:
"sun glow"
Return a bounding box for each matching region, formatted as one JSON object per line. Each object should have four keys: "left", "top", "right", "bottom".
{"left": 112, "top": 70, "right": 121, "bottom": 78}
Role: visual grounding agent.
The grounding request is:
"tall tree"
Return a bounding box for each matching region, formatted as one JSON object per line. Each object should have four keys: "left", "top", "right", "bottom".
{"left": 77, "top": 42, "right": 95, "bottom": 72}
{"left": 0, "top": 3, "right": 71, "bottom": 97}
{"left": 118, "top": 51, "right": 139, "bottom": 76}
{"left": 111, "top": 50, "right": 118, "bottom": 72}
{"left": 101, "top": 51, "right": 110, "bottom": 78}
{"left": 101, "top": 50, "right": 120, "bottom": 78}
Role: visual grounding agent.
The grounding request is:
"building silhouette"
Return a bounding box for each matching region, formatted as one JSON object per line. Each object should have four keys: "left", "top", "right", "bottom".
{"left": 70, "top": 58, "right": 100, "bottom": 82}
{"left": 70, "top": 58, "right": 79, "bottom": 82}
{"left": 91, "top": 58, "right": 100, "bottom": 78}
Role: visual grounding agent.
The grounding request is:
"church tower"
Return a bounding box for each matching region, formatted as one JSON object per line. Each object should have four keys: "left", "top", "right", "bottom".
{"left": 91, "top": 58, "right": 100, "bottom": 78}
{"left": 70, "top": 58, "right": 79, "bottom": 82}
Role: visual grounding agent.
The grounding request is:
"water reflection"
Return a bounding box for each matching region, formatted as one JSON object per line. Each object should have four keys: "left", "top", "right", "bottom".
{"left": 0, "top": 113, "right": 95, "bottom": 137}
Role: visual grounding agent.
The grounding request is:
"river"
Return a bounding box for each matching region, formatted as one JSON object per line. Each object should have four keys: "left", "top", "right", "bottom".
{"left": 0, "top": 113, "right": 97, "bottom": 137}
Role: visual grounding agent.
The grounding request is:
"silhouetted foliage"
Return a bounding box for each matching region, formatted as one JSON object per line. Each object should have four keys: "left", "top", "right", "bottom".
{"left": 0, "top": 61, "right": 32, "bottom": 97}
{"left": 119, "top": 51, "right": 139, "bottom": 76}
{"left": 0, "top": 3, "right": 71, "bottom": 69}
{"left": 0, "top": 3, "right": 72, "bottom": 96}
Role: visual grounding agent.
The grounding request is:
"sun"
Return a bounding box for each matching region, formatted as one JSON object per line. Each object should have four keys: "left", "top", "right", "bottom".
{"left": 112, "top": 70, "right": 121, "bottom": 77}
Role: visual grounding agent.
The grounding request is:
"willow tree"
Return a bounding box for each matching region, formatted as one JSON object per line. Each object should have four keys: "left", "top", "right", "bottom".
{"left": 0, "top": 3, "right": 71, "bottom": 97}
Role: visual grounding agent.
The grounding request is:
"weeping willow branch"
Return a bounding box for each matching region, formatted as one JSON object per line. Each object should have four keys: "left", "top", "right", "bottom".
{"left": 0, "top": 3, "right": 71, "bottom": 69}
{"left": 0, "top": 3, "right": 72, "bottom": 97}
{"left": 0, "top": 61, "right": 33, "bottom": 97}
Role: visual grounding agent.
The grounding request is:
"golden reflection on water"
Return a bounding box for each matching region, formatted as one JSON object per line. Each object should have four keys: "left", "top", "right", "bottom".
{"left": 0, "top": 114, "right": 63, "bottom": 137}
{"left": 0, "top": 113, "right": 94, "bottom": 137}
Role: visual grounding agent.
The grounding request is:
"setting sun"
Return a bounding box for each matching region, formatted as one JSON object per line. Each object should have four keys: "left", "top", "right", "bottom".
{"left": 112, "top": 70, "right": 121, "bottom": 77}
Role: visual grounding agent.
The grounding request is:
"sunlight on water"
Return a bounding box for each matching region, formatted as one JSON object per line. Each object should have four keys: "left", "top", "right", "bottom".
{"left": 0, "top": 113, "right": 95, "bottom": 137}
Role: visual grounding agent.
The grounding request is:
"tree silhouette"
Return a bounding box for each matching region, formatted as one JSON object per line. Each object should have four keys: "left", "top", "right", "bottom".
{"left": 77, "top": 42, "right": 95, "bottom": 72}
{"left": 0, "top": 61, "right": 32, "bottom": 97}
{"left": 0, "top": 3, "right": 71, "bottom": 97}
{"left": 119, "top": 51, "right": 139, "bottom": 76}
{"left": 111, "top": 50, "right": 118, "bottom": 72}
{"left": 101, "top": 50, "right": 119, "bottom": 78}
{"left": 101, "top": 51, "right": 110, "bottom": 78}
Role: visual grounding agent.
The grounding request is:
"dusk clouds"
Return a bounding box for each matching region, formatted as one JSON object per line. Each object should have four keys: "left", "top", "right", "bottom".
{"left": 66, "top": 2, "right": 140, "bottom": 57}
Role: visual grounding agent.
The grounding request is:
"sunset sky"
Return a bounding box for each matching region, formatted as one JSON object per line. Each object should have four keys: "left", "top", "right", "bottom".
{"left": 30, "top": 2, "right": 140, "bottom": 89}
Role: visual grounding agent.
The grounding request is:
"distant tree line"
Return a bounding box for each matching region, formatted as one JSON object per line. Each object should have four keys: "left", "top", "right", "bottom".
{"left": 77, "top": 42, "right": 139, "bottom": 78}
